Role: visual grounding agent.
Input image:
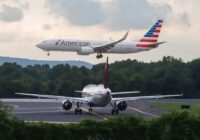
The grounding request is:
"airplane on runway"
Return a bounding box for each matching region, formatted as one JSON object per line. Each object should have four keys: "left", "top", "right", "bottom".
{"left": 36, "top": 19, "right": 165, "bottom": 59}
{"left": 15, "top": 57, "right": 182, "bottom": 115}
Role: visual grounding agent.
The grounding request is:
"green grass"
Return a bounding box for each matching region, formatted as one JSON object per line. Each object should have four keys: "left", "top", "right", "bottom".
{"left": 150, "top": 101, "right": 200, "bottom": 115}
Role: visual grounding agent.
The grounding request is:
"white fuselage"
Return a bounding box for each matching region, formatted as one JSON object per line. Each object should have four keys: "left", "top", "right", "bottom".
{"left": 36, "top": 39, "right": 151, "bottom": 55}
{"left": 81, "top": 84, "right": 112, "bottom": 107}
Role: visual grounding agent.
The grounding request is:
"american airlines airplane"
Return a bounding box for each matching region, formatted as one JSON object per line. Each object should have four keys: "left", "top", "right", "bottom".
{"left": 15, "top": 57, "right": 182, "bottom": 115}
{"left": 36, "top": 20, "right": 165, "bottom": 59}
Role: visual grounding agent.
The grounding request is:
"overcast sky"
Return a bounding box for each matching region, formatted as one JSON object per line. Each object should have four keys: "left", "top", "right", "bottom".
{"left": 0, "top": 0, "right": 199, "bottom": 64}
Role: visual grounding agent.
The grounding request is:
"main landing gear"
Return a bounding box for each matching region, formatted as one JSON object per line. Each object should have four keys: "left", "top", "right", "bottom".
{"left": 88, "top": 104, "right": 93, "bottom": 112}
{"left": 74, "top": 102, "right": 82, "bottom": 114}
{"left": 96, "top": 53, "right": 103, "bottom": 59}
{"left": 111, "top": 103, "right": 119, "bottom": 115}
{"left": 47, "top": 51, "right": 50, "bottom": 56}
{"left": 88, "top": 108, "right": 93, "bottom": 112}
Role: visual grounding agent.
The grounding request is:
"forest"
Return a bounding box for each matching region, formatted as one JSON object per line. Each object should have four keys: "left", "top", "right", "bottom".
{"left": 0, "top": 56, "right": 199, "bottom": 98}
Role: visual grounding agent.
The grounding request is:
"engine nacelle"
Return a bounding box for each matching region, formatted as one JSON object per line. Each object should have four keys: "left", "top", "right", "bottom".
{"left": 116, "top": 101, "right": 127, "bottom": 111}
{"left": 77, "top": 47, "right": 94, "bottom": 55}
{"left": 62, "top": 100, "right": 72, "bottom": 110}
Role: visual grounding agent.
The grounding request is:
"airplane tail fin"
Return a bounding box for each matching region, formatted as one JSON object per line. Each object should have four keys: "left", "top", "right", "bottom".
{"left": 104, "top": 57, "right": 109, "bottom": 89}
{"left": 137, "top": 19, "right": 164, "bottom": 48}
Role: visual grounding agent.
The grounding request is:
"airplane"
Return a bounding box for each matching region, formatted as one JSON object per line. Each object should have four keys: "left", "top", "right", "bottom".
{"left": 36, "top": 19, "right": 166, "bottom": 59}
{"left": 15, "top": 57, "right": 182, "bottom": 115}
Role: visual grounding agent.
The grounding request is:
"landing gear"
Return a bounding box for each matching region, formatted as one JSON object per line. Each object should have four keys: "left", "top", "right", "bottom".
{"left": 47, "top": 51, "right": 50, "bottom": 56}
{"left": 111, "top": 102, "right": 119, "bottom": 115}
{"left": 88, "top": 107, "right": 92, "bottom": 112}
{"left": 74, "top": 102, "right": 82, "bottom": 114}
{"left": 75, "top": 108, "right": 82, "bottom": 114}
{"left": 88, "top": 108, "right": 93, "bottom": 112}
{"left": 111, "top": 109, "right": 119, "bottom": 115}
{"left": 96, "top": 53, "right": 103, "bottom": 59}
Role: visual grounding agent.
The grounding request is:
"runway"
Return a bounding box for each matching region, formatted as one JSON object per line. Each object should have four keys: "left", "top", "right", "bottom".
{"left": 2, "top": 99, "right": 198, "bottom": 123}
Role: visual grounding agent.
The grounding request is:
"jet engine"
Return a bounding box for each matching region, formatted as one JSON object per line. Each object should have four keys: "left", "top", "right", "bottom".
{"left": 62, "top": 100, "right": 72, "bottom": 110}
{"left": 116, "top": 101, "right": 127, "bottom": 111}
{"left": 77, "top": 47, "right": 94, "bottom": 55}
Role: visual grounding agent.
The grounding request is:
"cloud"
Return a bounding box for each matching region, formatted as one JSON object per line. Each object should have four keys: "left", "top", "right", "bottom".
{"left": 0, "top": 4, "right": 24, "bottom": 22}
{"left": 45, "top": 0, "right": 105, "bottom": 26}
{"left": 103, "top": 0, "right": 172, "bottom": 30}
{"left": 0, "top": 32, "right": 18, "bottom": 43}
{"left": 45, "top": 0, "right": 172, "bottom": 30}
{"left": 179, "top": 12, "right": 190, "bottom": 27}
{"left": 43, "top": 24, "right": 52, "bottom": 30}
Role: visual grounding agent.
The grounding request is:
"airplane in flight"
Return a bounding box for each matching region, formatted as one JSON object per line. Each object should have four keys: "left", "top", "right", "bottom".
{"left": 36, "top": 19, "right": 165, "bottom": 59}
{"left": 16, "top": 57, "right": 182, "bottom": 115}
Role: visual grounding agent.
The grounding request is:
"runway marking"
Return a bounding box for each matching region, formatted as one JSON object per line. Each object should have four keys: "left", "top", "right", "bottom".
{"left": 14, "top": 107, "right": 62, "bottom": 110}
{"left": 12, "top": 108, "right": 108, "bottom": 120}
{"left": 12, "top": 110, "right": 65, "bottom": 114}
{"left": 128, "top": 107, "right": 159, "bottom": 117}
{"left": 82, "top": 108, "right": 108, "bottom": 120}
{"left": 24, "top": 120, "right": 79, "bottom": 124}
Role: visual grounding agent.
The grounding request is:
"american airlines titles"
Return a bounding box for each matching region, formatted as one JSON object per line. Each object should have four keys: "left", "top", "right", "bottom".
{"left": 58, "top": 40, "right": 91, "bottom": 47}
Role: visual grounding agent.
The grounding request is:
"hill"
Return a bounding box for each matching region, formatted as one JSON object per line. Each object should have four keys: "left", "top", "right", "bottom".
{"left": 0, "top": 57, "right": 92, "bottom": 69}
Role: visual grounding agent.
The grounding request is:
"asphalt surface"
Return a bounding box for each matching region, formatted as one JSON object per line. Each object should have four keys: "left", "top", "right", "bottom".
{"left": 2, "top": 99, "right": 199, "bottom": 123}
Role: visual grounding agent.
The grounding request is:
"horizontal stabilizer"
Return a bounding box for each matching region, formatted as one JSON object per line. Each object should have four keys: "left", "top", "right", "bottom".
{"left": 137, "top": 41, "right": 166, "bottom": 48}
{"left": 111, "top": 91, "right": 140, "bottom": 95}
{"left": 75, "top": 90, "right": 102, "bottom": 95}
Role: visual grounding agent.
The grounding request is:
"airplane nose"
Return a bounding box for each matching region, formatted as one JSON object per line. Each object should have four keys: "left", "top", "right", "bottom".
{"left": 36, "top": 43, "right": 43, "bottom": 49}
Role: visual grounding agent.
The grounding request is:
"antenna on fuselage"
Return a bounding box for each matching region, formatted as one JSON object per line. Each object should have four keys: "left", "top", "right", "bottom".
{"left": 104, "top": 57, "right": 109, "bottom": 89}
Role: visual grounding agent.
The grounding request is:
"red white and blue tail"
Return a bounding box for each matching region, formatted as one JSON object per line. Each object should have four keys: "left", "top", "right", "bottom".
{"left": 137, "top": 20, "right": 164, "bottom": 48}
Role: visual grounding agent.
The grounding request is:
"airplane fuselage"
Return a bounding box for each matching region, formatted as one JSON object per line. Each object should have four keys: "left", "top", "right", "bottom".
{"left": 81, "top": 84, "right": 112, "bottom": 107}
{"left": 37, "top": 39, "right": 151, "bottom": 55}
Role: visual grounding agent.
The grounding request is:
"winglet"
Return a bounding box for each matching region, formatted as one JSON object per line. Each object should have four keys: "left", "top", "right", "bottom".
{"left": 104, "top": 57, "right": 109, "bottom": 88}
{"left": 120, "top": 31, "right": 129, "bottom": 41}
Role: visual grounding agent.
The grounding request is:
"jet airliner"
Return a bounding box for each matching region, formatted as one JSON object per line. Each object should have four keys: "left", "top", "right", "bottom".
{"left": 36, "top": 20, "right": 165, "bottom": 59}
{"left": 16, "top": 57, "right": 182, "bottom": 115}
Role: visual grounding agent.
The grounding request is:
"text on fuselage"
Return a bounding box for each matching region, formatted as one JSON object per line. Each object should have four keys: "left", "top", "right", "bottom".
{"left": 56, "top": 40, "right": 91, "bottom": 47}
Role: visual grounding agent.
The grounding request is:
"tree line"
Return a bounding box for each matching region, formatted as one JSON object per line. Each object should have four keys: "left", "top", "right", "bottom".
{"left": 0, "top": 56, "right": 200, "bottom": 98}
{"left": 0, "top": 109, "right": 199, "bottom": 140}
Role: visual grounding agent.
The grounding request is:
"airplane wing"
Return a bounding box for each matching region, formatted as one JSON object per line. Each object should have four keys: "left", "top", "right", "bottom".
{"left": 112, "top": 94, "right": 182, "bottom": 102}
{"left": 93, "top": 31, "right": 129, "bottom": 52}
{"left": 111, "top": 91, "right": 140, "bottom": 95}
{"left": 15, "top": 93, "right": 89, "bottom": 103}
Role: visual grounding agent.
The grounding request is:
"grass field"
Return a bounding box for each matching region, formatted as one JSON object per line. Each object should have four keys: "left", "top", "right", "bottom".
{"left": 150, "top": 101, "right": 200, "bottom": 115}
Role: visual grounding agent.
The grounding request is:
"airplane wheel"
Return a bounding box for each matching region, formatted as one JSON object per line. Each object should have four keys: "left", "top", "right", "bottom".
{"left": 96, "top": 53, "right": 103, "bottom": 59}
{"left": 116, "top": 109, "right": 119, "bottom": 115}
{"left": 111, "top": 109, "right": 115, "bottom": 115}
{"left": 75, "top": 108, "right": 78, "bottom": 114}
{"left": 79, "top": 109, "right": 82, "bottom": 114}
{"left": 111, "top": 109, "right": 119, "bottom": 115}
{"left": 89, "top": 108, "right": 93, "bottom": 112}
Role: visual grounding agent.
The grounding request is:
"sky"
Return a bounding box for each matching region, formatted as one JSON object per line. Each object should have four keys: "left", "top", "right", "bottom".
{"left": 0, "top": 0, "right": 199, "bottom": 64}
